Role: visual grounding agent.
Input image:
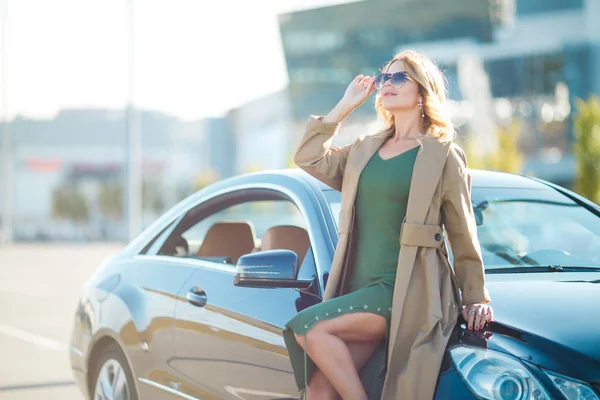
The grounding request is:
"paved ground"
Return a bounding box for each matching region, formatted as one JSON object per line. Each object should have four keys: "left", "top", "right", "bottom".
{"left": 0, "top": 243, "right": 124, "bottom": 400}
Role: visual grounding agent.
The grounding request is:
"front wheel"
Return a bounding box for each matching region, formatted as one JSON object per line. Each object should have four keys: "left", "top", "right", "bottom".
{"left": 89, "top": 342, "right": 138, "bottom": 400}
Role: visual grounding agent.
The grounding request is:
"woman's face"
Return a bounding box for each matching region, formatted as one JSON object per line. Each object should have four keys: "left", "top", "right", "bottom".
{"left": 379, "top": 60, "right": 421, "bottom": 112}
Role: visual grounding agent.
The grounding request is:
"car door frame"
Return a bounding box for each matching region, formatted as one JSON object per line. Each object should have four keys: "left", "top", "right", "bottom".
{"left": 136, "top": 180, "right": 336, "bottom": 293}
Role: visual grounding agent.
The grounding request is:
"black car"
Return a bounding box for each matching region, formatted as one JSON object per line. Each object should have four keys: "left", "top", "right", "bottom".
{"left": 69, "top": 169, "right": 600, "bottom": 400}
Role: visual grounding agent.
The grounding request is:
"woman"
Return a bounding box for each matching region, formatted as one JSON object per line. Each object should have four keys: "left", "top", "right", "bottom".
{"left": 282, "top": 49, "right": 494, "bottom": 400}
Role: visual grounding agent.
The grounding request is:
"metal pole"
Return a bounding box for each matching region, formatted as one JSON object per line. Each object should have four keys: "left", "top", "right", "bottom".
{"left": 125, "top": 0, "right": 141, "bottom": 242}
{"left": 1, "top": 0, "right": 12, "bottom": 244}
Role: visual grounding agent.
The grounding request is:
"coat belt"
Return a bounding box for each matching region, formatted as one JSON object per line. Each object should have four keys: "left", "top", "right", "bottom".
{"left": 400, "top": 222, "right": 444, "bottom": 248}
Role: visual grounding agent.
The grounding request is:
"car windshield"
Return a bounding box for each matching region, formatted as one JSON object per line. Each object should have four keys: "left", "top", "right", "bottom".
{"left": 323, "top": 187, "right": 600, "bottom": 270}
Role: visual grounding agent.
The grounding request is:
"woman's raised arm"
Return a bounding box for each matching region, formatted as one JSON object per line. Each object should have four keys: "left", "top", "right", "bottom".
{"left": 293, "top": 75, "right": 376, "bottom": 191}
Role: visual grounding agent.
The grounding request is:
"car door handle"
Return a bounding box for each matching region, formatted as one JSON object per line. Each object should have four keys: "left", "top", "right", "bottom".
{"left": 186, "top": 288, "right": 207, "bottom": 307}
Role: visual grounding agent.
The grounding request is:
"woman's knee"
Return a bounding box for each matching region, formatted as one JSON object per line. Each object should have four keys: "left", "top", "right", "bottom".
{"left": 294, "top": 329, "right": 324, "bottom": 349}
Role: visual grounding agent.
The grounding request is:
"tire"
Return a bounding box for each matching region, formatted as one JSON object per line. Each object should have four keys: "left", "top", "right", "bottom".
{"left": 89, "top": 341, "right": 139, "bottom": 400}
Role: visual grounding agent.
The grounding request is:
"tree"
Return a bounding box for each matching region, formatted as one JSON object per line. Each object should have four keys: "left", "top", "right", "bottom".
{"left": 51, "top": 185, "right": 89, "bottom": 221}
{"left": 573, "top": 95, "right": 600, "bottom": 204}
{"left": 193, "top": 168, "right": 217, "bottom": 191}
{"left": 99, "top": 178, "right": 167, "bottom": 218}
{"left": 464, "top": 119, "right": 524, "bottom": 174}
{"left": 99, "top": 180, "right": 122, "bottom": 219}
{"left": 286, "top": 150, "right": 297, "bottom": 169}
{"left": 142, "top": 178, "right": 166, "bottom": 214}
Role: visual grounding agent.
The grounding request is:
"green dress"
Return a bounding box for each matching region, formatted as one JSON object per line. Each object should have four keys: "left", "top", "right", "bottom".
{"left": 283, "top": 145, "right": 420, "bottom": 394}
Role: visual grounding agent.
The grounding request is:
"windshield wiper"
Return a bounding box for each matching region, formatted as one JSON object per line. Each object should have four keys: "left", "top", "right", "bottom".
{"left": 486, "top": 265, "right": 600, "bottom": 274}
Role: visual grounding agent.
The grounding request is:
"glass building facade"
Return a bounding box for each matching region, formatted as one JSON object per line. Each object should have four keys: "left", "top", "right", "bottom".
{"left": 278, "top": 0, "right": 600, "bottom": 185}
{"left": 278, "top": 0, "right": 494, "bottom": 121}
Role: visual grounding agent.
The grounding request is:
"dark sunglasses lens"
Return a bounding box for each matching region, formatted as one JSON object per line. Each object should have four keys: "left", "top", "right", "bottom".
{"left": 391, "top": 72, "right": 408, "bottom": 87}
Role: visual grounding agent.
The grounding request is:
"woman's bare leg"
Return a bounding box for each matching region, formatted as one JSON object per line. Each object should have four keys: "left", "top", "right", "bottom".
{"left": 294, "top": 313, "right": 387, "bottom": 400}
{"left": 306, "top": 340, "right": 381, "bottom": 400}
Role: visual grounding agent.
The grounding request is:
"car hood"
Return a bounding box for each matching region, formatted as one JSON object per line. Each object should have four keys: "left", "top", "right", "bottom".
{"left": 484, "top": 272, "right": 600, "bottom": 381}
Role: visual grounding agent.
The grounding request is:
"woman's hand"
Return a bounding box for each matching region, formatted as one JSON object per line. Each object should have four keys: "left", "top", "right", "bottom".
{"left": 342, "top": 75, "right": 377, "bottom": 110}
{"left": 323, "top": 75, "right": 376, "bottom": 124}
{"left": 462, "top": 303, "right": 494, "bottom": 331}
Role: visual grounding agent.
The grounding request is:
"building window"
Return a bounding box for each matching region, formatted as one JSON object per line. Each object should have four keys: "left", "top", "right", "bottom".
{"left": 516, "top": 0, "right": 583, "bottom": 16}
{"left": 291, "top": 68, "right": 352, "bottom": 84}
{"left": 524, "top": 54, "right": 564, "bottom": 96}
{"left": 485, "top": 53, "right": 564, "bottom": 98}
{"left": 284, "top": 31, "right": 345, "bottom": 55}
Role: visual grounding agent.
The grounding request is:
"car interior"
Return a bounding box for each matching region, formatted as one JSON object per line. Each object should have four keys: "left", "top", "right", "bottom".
{"left": 161, "top": 221, "right": 311, "bottom": 267}
{"left": 155, "top": 190, "right": 312, "bottom": 268}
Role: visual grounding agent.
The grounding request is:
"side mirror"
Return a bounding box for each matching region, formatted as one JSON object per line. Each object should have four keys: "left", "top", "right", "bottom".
{"left": 234, "top": 249, "right": 313, "bottom": 289}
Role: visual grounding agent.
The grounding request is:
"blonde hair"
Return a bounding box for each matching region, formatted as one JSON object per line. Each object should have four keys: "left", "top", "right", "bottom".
{"left": 374, "top": 49, "right": 455, "bottom": 143}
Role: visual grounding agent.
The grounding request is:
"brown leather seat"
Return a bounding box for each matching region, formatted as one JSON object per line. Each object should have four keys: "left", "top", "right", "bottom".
{"left": 197, "top": 221, "right": 256, "bottom": 264}
{"left": 260, "top": 225, "right": 310, "bottom": 265}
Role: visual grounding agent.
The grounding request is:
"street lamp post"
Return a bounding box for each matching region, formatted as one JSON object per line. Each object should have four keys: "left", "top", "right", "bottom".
{"left": 125, "top": 0, "right": 142, "bottom": 242}
{"left": 1, "top": 0, "right": 12, "bottom": 244}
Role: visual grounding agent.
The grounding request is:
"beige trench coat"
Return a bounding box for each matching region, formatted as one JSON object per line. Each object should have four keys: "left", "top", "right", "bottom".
{"left": 293, "top": 116, "right": 492, "bottom": 400}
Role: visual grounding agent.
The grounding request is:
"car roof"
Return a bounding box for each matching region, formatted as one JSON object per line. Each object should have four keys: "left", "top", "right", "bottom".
{"left": 261, "top": 168, "right": 553, "bottom": 191}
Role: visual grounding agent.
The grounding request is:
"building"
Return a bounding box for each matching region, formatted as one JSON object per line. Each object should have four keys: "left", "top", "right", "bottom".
{"left": 228, "top": 89, "right": 294, "bottom": 174}
{"left": 0, "top": 108, "right": 230, "bottom": 241}
{"left": 404, "top": 0, "right": 600, "bottom": 183}
{"left": 278, "top": 0, "right": 495, "bottom": 122}
{"left": 278, "top": 0, "right": 600, "bottom": 186}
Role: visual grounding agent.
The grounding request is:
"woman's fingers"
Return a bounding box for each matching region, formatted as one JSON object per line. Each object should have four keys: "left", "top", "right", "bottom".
{"left": 461, "top": 306, "right": 468, "bottom": 321}
{"left": 341, "top": 75, "right": 377, "bottom": 110}
{"left": 475, "top": 308, "right": 486, "bottom": 330}
{"left": 463, "top": 304, "right": 493, "bottom": 330}
{"left": 467, "top": 308, "right": 475, "bottom": 330}
{"left": 354, "top": 75, "right": 374, "bottom": 89}
{"left": 367, "top": 76, "right": 376, "bottom": 92}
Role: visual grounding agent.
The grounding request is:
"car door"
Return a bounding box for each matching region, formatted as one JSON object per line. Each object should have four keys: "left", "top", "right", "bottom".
{"left": 119, "top": 219, "right": 199, "bottom": 399}
{"left": 218, "top": 247, "right": 322, "bottom": 400}
{"left": 165, "top": 190, "right": 325, "bottom": 399}
{"left": 173, "top": 257, "right": 320, "bottom": 400}
{"left": 122, "top": 256, "right": 197, "bottom": 399}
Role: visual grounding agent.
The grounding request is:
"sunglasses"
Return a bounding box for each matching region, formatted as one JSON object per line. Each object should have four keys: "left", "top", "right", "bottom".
{"left": 374, "top": 71, "right": 413, "bottom": 90}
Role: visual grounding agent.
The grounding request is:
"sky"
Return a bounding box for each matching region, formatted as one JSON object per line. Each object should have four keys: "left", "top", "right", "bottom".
{"left": 0, "top": 0, "right": 355, "bottom": 121}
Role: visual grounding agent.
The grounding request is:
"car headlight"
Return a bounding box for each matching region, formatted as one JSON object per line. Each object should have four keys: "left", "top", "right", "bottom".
{"left": 449, "top": 345, "right": 551, "bottom": 400}
{"left": 544, "top": 370, "right": 599, "bottom": 400}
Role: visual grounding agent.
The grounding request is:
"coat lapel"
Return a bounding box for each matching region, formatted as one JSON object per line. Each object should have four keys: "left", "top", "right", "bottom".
{"left": 405, "top": 138, "right": 451, "bottom": 223}
{"left": 342, "top": 134, "right": 387, "bottom": 208}
{"left": 354, "top": 135, "right": 387, "bottom": 182}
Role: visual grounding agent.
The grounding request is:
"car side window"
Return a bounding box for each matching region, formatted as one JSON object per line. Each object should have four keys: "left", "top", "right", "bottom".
{"left": 157, "top": 198, "right": 315, "bottom": 276}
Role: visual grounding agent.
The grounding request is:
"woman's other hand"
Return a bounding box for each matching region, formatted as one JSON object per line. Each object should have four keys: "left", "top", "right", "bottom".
{"left": 323, "top": 75, "right": 376, "bottom": 124}
{"left": 462, "top": 303, "right": 494, "bottom": 331}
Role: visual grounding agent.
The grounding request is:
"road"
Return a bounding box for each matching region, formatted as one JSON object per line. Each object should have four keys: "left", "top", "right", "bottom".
{"left": 0, "top": 243, "right": 123, "bottom": 400}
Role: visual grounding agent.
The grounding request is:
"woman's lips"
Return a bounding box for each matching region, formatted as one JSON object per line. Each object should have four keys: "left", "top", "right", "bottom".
{"left": 382, "top": 92, "right": 396, "bottom": 97}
